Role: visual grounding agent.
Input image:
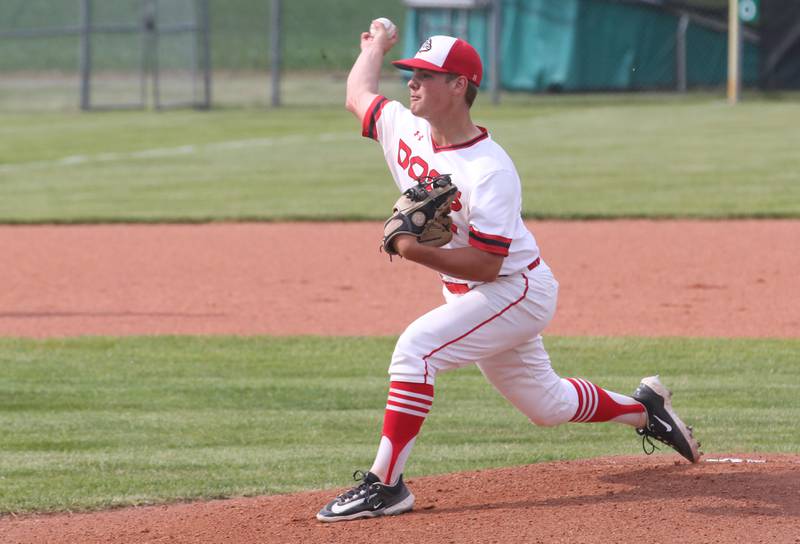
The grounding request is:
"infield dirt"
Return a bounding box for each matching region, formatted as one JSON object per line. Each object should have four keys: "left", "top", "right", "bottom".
{"left": 1, "top": 220, "right": 798, "bottom": 338}
{"left": 1, "top": 220, "right": 798, "bottom": 543}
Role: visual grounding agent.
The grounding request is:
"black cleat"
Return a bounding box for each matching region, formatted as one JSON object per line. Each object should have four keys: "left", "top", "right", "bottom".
{"left": 633, "top": 375, "right": 701, "bottom": 463}
{"left": 316, "top": 471, "right": 415, "bottom": 522}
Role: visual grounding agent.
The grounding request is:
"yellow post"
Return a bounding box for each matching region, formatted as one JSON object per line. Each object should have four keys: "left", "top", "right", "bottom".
{"left": 728, "top": 0, "right": 740, "bottom": 104}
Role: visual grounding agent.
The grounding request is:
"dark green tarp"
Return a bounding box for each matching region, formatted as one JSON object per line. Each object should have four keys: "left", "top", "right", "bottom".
{"left": 403, "top": 0, "right": 760, "bottom": 91}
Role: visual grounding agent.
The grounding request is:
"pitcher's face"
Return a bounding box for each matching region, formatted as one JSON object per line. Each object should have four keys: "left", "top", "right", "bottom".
{"left": 407, "top": 69, "right": 459, "bottom": 119}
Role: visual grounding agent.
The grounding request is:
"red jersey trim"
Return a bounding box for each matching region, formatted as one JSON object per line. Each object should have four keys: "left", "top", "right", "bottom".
{"left": 361, "top": 95, "right": 389, "bottom": 141}
{"left": 468, "top": 226, "right": 511, "bottom": 256}
{"left": 432, "top": 126, "right": 488, "bottom": 153}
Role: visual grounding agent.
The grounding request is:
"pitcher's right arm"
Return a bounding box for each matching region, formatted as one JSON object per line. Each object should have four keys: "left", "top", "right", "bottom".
{"left": 345, "top": 22, "right": 398, "bottom": 121}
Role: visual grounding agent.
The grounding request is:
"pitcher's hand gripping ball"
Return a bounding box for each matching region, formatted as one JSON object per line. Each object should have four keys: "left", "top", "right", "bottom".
{"left": 370, "top": 17, "right": 397, "bottom": 39}
{"left": 382, "top": 174, "right": 458, "bottom": 255}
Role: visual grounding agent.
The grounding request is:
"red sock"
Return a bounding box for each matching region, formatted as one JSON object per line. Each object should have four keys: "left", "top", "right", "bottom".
{"left": 370, "top": 381, "right": 433, "bottom": 484}
{"left": 566, "top": 378, "right": 644, "bottom": 423}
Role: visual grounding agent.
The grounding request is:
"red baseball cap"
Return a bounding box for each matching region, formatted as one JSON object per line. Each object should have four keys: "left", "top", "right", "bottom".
{"left": 392, "top": 35, "right": 483, "bottom": 87}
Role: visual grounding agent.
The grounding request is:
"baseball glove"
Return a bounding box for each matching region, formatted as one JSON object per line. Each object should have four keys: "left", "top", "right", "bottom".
{"left": 382, "top": 174, "right": 458, "bottom": 256}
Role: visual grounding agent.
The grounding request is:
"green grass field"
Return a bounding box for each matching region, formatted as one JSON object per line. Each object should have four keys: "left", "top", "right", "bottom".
{"left": 1, "top": 335, "right": 797, "bottom": 514}
{"left": 1, "top": 92, "right": 799, "bottom": 222}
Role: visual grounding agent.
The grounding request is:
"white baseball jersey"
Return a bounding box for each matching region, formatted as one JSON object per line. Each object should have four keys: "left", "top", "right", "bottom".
{"left": 362, "top": 95, "right": 540, "bottom": 286}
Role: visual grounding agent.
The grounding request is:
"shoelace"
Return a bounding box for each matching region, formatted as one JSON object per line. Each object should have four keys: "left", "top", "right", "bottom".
{"left": 637, "top": 423, "right": 673, "bottom": 456}
{"left": 335, "top": 470, "right": 381, "bottom": 506}
{"left": 639, "top": 431, "right": 661, "bottom": 455}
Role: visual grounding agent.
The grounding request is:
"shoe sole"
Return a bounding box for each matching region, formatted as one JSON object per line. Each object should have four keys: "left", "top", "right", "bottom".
{"left": 641, "top": 376, "right": 701, "bottom": 463}
{"left": 316, "top": 492, "right": 415, "bottom": 523}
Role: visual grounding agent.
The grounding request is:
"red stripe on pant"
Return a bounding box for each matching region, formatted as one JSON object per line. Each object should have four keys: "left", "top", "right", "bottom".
{"left": 426, "top": 276, "right": 530, "bottom": 383}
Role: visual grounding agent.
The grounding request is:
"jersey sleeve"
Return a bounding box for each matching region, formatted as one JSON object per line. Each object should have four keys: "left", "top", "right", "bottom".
{"left": 361, "top": 95, "right": 401, "bottom": 143}
{"left": 466, "top": 170, "right": 521, "bottom": 256}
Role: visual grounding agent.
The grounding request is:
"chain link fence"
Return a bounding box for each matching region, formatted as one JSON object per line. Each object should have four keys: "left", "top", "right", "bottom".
{"left": 4, "top": 0, "right": 786, "bottom": 112}
{"left": 0, "top": 0, "right": 407, "bottom": 111}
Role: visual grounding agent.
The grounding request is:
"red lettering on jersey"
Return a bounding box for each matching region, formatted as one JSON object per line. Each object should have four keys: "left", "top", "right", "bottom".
{"left": 451, "top": 190, "right": 463, "bottom": 212}
{"left": 398, "top": 139, "right": 411, "bottom": 169}
{"left": 409, "top": 156, "right": 428, "bottom": 180}
{"left": 398, "top": 140, "right": 443, "bottom": 182}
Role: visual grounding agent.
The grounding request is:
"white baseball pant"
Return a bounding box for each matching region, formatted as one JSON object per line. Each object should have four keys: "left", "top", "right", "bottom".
{"left": 389, "top": 261, "right": 579, "bottom": 427}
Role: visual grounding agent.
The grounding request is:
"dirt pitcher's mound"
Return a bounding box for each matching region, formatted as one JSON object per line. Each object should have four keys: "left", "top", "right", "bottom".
{"left": 2, "top": 455, "right": 798, "bottom": 544}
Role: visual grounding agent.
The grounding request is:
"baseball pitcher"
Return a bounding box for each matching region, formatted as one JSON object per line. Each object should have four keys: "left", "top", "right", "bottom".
{"left": 316, "top": 21, "right": 700, "bottom": 523}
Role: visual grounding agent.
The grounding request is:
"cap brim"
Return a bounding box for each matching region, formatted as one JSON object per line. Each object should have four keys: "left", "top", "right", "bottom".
{"left": 392, "top": 58, "right": 450, "bottom": 73}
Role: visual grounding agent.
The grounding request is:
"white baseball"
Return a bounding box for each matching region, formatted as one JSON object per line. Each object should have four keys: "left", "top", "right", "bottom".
{"left": 370, "top": 17, "right": 396, "bottom": 39}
